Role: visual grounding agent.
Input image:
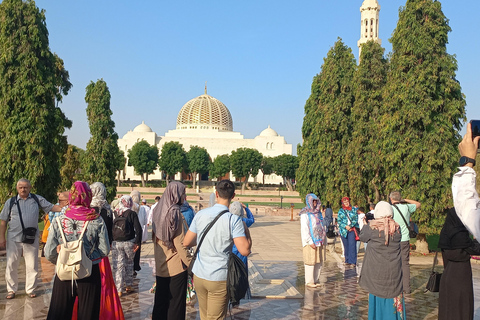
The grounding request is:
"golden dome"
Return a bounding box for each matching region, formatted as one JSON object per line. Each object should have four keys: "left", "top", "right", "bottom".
{"left": 176, "top": 93, "right": 233, "bottom": 131}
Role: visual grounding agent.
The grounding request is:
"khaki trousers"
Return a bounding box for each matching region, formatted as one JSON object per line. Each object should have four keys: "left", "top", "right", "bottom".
{"left": 6, "top": 236, "right": 39, "bottom": 294}
{"left": 194, "top": 276, "right": 228, "bottom": 320}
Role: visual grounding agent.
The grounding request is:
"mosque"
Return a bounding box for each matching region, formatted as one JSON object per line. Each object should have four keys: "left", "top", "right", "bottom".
{"left": 118, "top": 87, "right": 292, "bottom": 184}
{"left": 118, "top": 0, "right": 381, "bottom": 185}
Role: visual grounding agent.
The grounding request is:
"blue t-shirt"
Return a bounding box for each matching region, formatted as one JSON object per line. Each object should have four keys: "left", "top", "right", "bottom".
{"left": 189, "top": 204, "right": 245, "bottom": 281}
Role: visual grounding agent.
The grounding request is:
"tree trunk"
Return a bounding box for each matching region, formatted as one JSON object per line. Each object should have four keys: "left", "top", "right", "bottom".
{"left": 141, "top": 173, "right": 145, "bottom": 187}
{"left": 262, "top": 171, "right": 265, "bottom": 185}
{"left": 285, "top": 179, "right": 293, "bottom": 192}
{"left": 241, "top": 180, "right": 246, "bottom": 195}
{"left": 117, "top": 171, "right": 121, "bottom": 187}
{"left": 146, "top": 173, "right": 149, "bottom": 185}
{"left": 192, "top": 172, "right": 197, "bottom": 189}
{"left": 415, "top": 233, "right": 429, "bottom": 254}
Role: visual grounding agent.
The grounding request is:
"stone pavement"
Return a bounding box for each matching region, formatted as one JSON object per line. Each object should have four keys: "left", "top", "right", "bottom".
{"left": 2, "top": 214, "right": 480, "bottom": 319}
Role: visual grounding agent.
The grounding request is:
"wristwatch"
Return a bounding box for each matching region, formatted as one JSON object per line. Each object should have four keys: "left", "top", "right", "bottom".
{"left": 459, "top": 156, "right": 476, "bottom": 167}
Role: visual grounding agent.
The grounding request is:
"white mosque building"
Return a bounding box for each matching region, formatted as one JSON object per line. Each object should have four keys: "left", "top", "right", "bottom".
{"left": 118, "top": 88, "right": 292, "bottom": 184}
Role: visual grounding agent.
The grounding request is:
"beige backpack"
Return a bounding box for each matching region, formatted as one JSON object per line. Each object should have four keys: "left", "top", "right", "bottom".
{"left": 55, "top": 217, "right": 92, "bottom": 293}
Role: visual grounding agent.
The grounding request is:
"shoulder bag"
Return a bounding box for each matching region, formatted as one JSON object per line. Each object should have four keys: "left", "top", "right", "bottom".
{"left": 15, "top": 199, "right": 37, "bottom": 244}
{"left": 188, "top": 209, "right": 229, "bottom": 277}
{"left": 425, "top": 251, "right": 442, "bottom": 293}
{"left": 392, "top": 204, "right": 418, "bottom": 238}
{"left": 227, "top": 215, "right": 249, "bottom": 305}
{"left": 345, "top": 211, "right": 360, "bottom": 241}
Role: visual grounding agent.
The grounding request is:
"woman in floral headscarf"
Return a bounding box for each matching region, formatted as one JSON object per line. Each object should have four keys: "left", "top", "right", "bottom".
{"left": 300, "top": 193, "right": 325, "bottom": 288}
{"left": 337, "top": 196, "right": 359, "bottom": 266}
{"left": 45, "top": 181, "right": 110, "bottom": 320}
{"left": 358, "top": 201, "right": 404, "bottom": 320}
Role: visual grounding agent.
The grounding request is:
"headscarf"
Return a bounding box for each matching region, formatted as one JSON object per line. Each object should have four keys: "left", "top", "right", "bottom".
{"left": 438, "top": 208, "right": 475, "bottom": 250}
{"left": 369, "top": 201, "right": 400, "bottom": 245}
{"left": 152, "top": 181, "right": 185, "bottom": 249}
{"left": 230, "top": 201, "right": 245, "bottom": 218}
{"left": 208, "top": 192, "right": 216, "bottom": 207}
{"left": 90, "top": 182, "right": 112, "bottom": 217}
{"left": 115, "top": 195, "right": 133, "bottom": 215}
{"left": 341, "top": 197, "right": 352, "bottom": 211}
{"left": 130, "top": 190, "right": 141, "bottom": 213}
{"left": 64, "top": 181, "right": 99, "bottom": 221}
{"left": 300, "top": 193, "right": 325, "bottom": 246}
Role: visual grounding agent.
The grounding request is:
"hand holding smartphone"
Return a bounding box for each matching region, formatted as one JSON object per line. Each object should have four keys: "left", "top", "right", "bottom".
{"left": 470, "top": 120, "right": 480, "bottom": 151}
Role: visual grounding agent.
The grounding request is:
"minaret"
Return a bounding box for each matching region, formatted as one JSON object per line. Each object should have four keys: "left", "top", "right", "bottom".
{"left": 357, "top": 0, "right": 381, "bottom": 59}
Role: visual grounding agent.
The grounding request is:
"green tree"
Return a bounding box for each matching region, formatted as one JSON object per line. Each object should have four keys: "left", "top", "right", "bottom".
{"left": 159, "top": 141, "right": 187, "bottom": 184}
{"left": 128, "top": 140, "right": 159, "bottom": 187}
{"left": 60, "top": 145, "right": 83, "bottom": 191}
{"left": 210, "top": 154, "right": 231, "bottom": 181}
{"left": 381, "top": 0, "right": 466, "bottom": 233}
{"left": 230, "top": 148, "right": 263, "bottom": 194}
{"left": 114, "top": 149, "right": 126, "bottom": 187}
{"left": 347, "top": 40, "right": 388, "bottom": 205}
{"left": 187, "top": 146, "right": 211, "bottom": 189}
{"left": 84, "top": 79, "right": 120, "bottom": 201}
{"left": 0, "top": 0, "right": 72, "bottom": 202}
{"left": 273, "top": 154, "right": 298, "bottom": 191}
{"left": 297, "top": 38, "right": 356, "bottom": 207}
{"left": 260, "top": 156, "right": 274, "bottom": 185}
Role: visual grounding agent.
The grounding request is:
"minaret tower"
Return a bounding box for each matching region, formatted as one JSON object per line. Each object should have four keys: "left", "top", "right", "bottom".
{"left": 357, "top": 0, "right": 381, "bottom": 58}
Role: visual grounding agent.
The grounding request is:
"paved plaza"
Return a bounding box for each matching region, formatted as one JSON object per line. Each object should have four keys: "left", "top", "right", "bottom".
{"left": 2, "top": 214, "right": 480, "bottom": 319}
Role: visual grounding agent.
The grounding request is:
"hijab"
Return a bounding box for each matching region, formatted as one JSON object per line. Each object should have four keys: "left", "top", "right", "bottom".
{"left": 116, "top": 195, "right": 133, "bottom": 215}
{"left": 438, "top": 207, "right": 475, "bottom": 250}
{"left": 369, "top": 201, "right": 400, "bottom": 245}
{"left": 90, "top": 182, "right": 112, "bottom": 217}
{"left": 300, "top": 193, "right": 325, "bottom": 247}
{"left": 64, "top": 181, "right": 99, "bottom": 221}
{"left": 152, "top": 181, "right": 185, "bottom": 249}
{"left": 341, "top": 196, "right": 352, "bottom": 211}
{"left": 130, "top": 190, "right": 141, "bottom": 213}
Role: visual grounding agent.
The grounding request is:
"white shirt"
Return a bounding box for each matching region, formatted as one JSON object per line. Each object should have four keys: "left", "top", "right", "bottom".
{"left": 148, "top": 202, "right": 158, "bottom": 225}
{"left": 452, "top": 166, "right": 480, "bottom": 240}
{"left": 358, "top": 213, "right": 365, "bottom": 230}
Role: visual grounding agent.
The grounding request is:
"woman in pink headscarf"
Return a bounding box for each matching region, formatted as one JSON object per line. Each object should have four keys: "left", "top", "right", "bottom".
{"left": 45, "top": 181, "right": 110, "bottom": 320}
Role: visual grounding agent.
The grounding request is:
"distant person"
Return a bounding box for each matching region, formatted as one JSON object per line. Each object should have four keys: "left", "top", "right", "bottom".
{"left": 180, "top": 197, "right": 195, "bottom": 228}
{"left": 300, "top": 193, "right": 325, "bottom": 288}
{"left": 366, "top": 203, "right": 375, "bottom": 222}
{"left": 130, "top": 190, "right": 147, "bottom": 273}
{"left": 337, "top": 197, "right": 358, "bottom": 266}
{"left": 140, "top": 199, "right": 150, "bottom": 243}
{"left": 358, "top": 201, "right": 404, "bottom": 320}
{"left": 324, "top": 202, "right": 334, "bottom": 228}
{"left": 184, "top": 180, "right": 251, "bottom": 319}
{"left": 0, "top": 178, "right": 62, "bottom": 299}
{"left": 148, "top": 196, "right": 161, "bottom": 226}
{"left": 438, "top": 121, "right": 480, "bottom": 320}
{"left": 356, "top": 207, "right": 366, "bottom": 253}
{"left": 389, "top": 191, "right": 421, "bottom": 294}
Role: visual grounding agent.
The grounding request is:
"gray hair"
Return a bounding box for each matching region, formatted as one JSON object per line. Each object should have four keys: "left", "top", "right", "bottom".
{"left": 389, "top": 191, "right": 402, "bottom": 202}
{"left": 17, "top": 178, "right": 31, "bottom": 186}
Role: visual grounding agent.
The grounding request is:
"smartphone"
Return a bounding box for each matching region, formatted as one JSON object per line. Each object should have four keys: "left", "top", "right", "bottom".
{"left": 471, "top": 120, "right": 480, "bottom": 139}
{"left": 470, "top": 120, "right": 480, "bottom": 151}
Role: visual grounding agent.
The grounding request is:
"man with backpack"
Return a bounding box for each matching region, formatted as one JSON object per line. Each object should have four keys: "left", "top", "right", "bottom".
{"left": 184, "top": 180, "right": 251, "bottom": 320}
{"left": 0, "top": 178, "right": 62, "bottom": 299}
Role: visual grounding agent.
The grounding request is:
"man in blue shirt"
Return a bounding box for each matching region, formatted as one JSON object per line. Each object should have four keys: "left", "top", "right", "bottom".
{"left": 184, "top": 180, "right": 251, "bottom": 319}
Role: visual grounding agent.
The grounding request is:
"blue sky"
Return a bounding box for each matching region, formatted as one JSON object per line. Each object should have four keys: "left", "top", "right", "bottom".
{"left": 32, "top": 0, "right": 480, "bottom": 155}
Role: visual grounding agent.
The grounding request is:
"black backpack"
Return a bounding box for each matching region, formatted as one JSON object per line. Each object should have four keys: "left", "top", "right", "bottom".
{"left": 226, "top": 215, "right": 249, "bottom": 306}
{"left": 112, "top": 210, "right": 132, "bottom": 241}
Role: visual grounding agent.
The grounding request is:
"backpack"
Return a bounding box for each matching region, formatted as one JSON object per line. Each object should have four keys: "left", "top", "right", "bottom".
{"left": 112, "top": 210, "right": 132, "bottom": 241}
{"left": 226, "top": 215, "right": 249, "bottom": 306}
{"left": 55, "top": 217, "right": 92, "bottom": 293}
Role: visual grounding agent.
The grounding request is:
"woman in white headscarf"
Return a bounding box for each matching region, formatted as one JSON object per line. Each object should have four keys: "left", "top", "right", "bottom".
{"left": 358, "top": 201, "right": 404, "bottom": 320}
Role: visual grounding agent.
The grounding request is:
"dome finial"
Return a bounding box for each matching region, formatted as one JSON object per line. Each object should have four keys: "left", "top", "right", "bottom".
{"left": 205, "top": 81, "right": 207, "bottom": 95}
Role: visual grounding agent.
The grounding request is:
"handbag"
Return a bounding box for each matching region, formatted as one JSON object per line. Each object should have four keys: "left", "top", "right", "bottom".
{"left": 425, "top": 251, "right": 442, "bottom": 293}
{"left": 188, "top": 210, "right": 229, "bottom": 277}
{"left": 392, "top": 204, "right": 418, "bottom": 238}
{"left": 16, "top": 200, "right": 37, "bottom": 244}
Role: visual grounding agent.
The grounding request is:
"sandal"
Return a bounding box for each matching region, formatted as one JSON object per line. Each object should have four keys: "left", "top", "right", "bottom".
{"left": 6, "top": 292, "right": 15, "bottom": 299}
{"left": 125, "top": 287, "right": 134, "bottom": 294}
{"left": 29, "top": 293, "right": 37, "bottom": 298}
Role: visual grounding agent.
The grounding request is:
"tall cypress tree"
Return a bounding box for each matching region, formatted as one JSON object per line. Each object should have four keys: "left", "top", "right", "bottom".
{"left": 347, "top": 41, "right": 388, "bottom": 205}
{"left": 382, "top": 0, "right": 465, "bottom": 232}
{"left": 297, "top": 38, "right": 356, "bottom": 207}
{"left": 0, "top": 0, "right": 72, "bottom": 201}
{"left": 84, "top": 79, "right": 120, "bottom": 201}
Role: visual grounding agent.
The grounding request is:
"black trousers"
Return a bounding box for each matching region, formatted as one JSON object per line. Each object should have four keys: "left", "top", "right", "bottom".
{"left": 46, "top": 264, "right": 101, "bottom": 320}
{"left": 134, "top": 242, "right": 142, "bottom": 271}
{"left": 152, "top": 270, "right": 188, "bottom": 320}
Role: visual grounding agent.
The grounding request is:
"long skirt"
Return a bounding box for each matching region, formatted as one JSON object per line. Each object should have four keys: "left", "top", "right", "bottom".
{"left": 72, "top": 257, "right": 125, "bottom": 320}
{"left": 368, "top": 293, "right": 406, "bottom": 320}
{"left": 438, "top": 249, "right": 473, "bottom": 320}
